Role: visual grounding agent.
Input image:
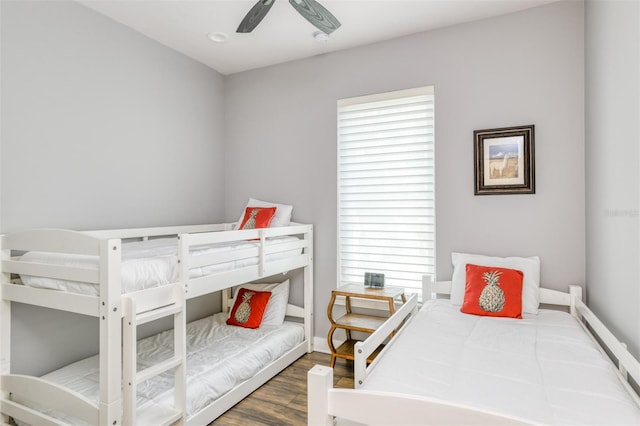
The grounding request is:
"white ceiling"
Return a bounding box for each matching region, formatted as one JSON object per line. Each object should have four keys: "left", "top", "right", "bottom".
{"left": 78, "top": 0, "right": 557, "bottom": 75}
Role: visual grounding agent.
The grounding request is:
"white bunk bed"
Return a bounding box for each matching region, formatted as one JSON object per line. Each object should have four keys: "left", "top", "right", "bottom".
{"left": 0, "top": 221, "right": 314, "bottom": 426}
{"left": 308, "top": 276, "right": 640, "bottom": 426}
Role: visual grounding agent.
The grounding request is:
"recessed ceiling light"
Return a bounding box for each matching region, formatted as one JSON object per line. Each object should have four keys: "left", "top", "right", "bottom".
{"left": 313, "top": 31, "right": 329, "bottom": 42}
{"left": 207, "top": 32, "right": 228, "bottom": 43}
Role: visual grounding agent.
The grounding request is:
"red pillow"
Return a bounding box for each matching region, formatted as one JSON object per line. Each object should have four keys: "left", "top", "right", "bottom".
{"left": 226, "top": 288, "right": 272, "bottom": 328}
{"left": 239, "top": 206, "right": 277, "bottom": 230}
{"left": 461, "top": 264, "right": 524, "bottom": 319}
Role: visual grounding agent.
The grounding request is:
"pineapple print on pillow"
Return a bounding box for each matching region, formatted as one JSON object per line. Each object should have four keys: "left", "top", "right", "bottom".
{"left": 242, "top": 210, "right": 259, "bottom": 230}
{"left": 239, "top": 206, "right": 277, "bottom": 230}
{"left": 234, "top": 291, "right": 255, "bottom": 323}
{"left": 227, "top": 288, "right": 272, "bottom": 328}
{"left": 461, "top": 264, "right": 524, "bottom": 319}
{"left": 478, "top": 270, "right": 505, "bottom": 313}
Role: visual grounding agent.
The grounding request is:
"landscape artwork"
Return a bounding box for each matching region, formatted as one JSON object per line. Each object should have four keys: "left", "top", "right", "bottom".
{"left": 483, "top": 137, "right": 524, "bottom": 185}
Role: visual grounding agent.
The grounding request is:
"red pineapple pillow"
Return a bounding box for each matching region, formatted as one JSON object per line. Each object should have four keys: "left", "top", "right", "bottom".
{"left": 461, "top": 264, "right": 524, "bottom": 319}
{"left": 239, "top": 206, "right": 277, "bottom": 230}
{"left": 226, "top": 288, "right": 272, "bottom": 328}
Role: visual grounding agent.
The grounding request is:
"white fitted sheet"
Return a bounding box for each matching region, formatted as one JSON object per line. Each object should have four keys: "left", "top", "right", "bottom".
{"left": 14, "top": 313, "right": 305, "bottom": 425}
{"left": 362, "top": 299, "right": 640, "bottom": 425}
{"left": 19, "top": 236, "right": 301, "bottom": 295}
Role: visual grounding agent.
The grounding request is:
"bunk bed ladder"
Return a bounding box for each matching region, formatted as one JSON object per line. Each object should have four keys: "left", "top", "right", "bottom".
{"left": 122, "top": 283, "right": 187, "bottom": 426}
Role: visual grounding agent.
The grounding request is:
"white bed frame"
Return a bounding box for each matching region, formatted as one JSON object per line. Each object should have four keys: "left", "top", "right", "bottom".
{"left": 0, "top": 221, "right": 314, "bottom": 426}
{"left": 308, "top": 276, "right": 640, "bottom": 426}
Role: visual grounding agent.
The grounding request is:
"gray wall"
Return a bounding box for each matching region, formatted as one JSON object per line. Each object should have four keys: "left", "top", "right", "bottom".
{"left": 224, "top": 1, "right": 586, "bottom": 340}
{"left": 585, "top": 0, "right": 640, "bottom": 358}
{"left": 1, "top": 0, "right": 226, "bottom": 374}
{"left": 1, "top": 1, "right": 226, "bottom": 232}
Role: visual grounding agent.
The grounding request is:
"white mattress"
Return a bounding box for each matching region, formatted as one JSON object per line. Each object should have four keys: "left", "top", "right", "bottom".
{"left": 362, "top": 299, "right": 640, "bottom": 425}
{"left": 15, "top": 312, "right": 305, "bottom": 425}
{"left": 19, "top": 236, "right": 301, "bottom": 295}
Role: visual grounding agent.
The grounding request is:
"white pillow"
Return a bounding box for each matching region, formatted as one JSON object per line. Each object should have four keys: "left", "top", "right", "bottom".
{"left": 450, "top": 252, "right": 541, "bottom": 314}
{"left": 235, "top": 198, "right": 293, "bottom": 228}
{"left": 228, "top": 280, "right": 290, "bottom": 326}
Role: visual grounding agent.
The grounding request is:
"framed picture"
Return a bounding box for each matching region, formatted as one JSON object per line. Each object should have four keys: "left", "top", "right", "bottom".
{"left": 474, "top": 125, "right": 535, "bottom": 195}
{"left": 364, "top": 272, "right": 385, "bottom": 288}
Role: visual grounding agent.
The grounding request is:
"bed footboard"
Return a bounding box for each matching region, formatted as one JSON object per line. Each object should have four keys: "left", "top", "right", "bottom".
{"left": 307, "top": 365, "right": 535, "bottom": 426}
{"left": 1, "top": 374, "right": 101, "bottom": 425}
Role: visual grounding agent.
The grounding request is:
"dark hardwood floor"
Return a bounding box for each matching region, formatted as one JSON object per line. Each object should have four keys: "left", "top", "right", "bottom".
{"left": 210, "top": 352, "right": 353, "bottom": 426}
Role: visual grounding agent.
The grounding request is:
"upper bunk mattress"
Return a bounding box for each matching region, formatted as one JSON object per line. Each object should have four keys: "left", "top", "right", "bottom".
{"left": 14, "top": 312, "right": 305, "bottom": 425}
{"left": 361, "top": 299, "right": 640, "bottom": 425}
{"left": 18, "top": 236, "right": 300, "bottom": 295}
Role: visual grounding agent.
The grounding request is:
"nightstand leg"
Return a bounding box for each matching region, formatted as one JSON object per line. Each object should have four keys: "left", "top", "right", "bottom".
{"left": 327, "top": 325, "right": 337, "bottom": 367}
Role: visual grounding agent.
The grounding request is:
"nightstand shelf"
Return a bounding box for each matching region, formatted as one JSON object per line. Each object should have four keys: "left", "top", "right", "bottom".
{"left": 327, "top": 283, "right": 406, "bottom": 367}
{"left": 334, "top": 339, "right": 385, "bottom": 364}
{"left": 334, "top": 312, "right": 387, "bottom": 332}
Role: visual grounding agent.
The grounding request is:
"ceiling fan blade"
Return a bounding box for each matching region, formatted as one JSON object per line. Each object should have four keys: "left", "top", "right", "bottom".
{"left": 288, "top": 0, "right": 341, "bottom": 34}
{"left": 237, "top": 0, "right": 275, "bottom": 33}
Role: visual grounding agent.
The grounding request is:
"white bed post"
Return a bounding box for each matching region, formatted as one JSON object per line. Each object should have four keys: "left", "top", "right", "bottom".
{"left": 258, "top": 230, "right": 266, "bottom": 278}
{"left": 175, "top": 234, "right": 189, "bottom": 424}
{"left": 99, "top": 239, "right": 123, "bottom": 426}
{"left": 122, "top": 296, "right": 137, "bottom": 426}
{"left": 304, "top": 226, "right": 314, "bottom": 352}
{"left": 307, "top": 365, "right": 333, "bottom": 426}
{"left": 354, "top": 342, "right": 367, "bottom": 389}
{"left": 422, "top": 274, "right": 433, "bottom": 300}
{"left": 171, "top": 282, "right": 187, "bottom": 425}
{"left": 222, "top": 287, "right": 232, "bottom": 313}
{"left": 0, "top": 243, "right": 11, "bottom": 424}
{"left": 569, "top": 285, "right": 583, "bottom": 319}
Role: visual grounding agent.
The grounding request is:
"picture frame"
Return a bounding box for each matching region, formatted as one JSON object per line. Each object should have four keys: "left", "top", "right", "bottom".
{"left": 364, "top": 272, "right": 385, "bottom": 288}
{"left": 474, "top": 125, "right": 535, "bottom": 195}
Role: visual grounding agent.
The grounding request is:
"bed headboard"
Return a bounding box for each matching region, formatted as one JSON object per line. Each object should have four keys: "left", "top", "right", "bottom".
{"left": 422, "top": 275, "right": 583, "bottom": 313}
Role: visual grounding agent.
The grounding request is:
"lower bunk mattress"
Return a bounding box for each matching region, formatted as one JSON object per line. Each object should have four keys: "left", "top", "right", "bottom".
{"left": 14, "top": 312, "right": 305, "bottom": 425}
{"left": 361, "top": 299, "right": 640, "bottom": 425}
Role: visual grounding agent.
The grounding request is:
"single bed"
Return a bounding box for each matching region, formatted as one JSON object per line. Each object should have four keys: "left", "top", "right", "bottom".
{"left": 1, "top": 201, "right": 314, "bottom": 426}
{"left": 309, "top": 272, "right": 640, "bottom": 425}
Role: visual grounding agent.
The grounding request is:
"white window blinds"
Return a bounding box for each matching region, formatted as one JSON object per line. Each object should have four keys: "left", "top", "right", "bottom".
{"left": 337, "top": 87, "right": 435, "bottom": 295}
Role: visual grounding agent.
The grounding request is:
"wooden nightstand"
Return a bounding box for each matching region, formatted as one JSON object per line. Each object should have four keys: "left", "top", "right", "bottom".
{"left": 327, "top": 283, "right": 406, "bottom": 367}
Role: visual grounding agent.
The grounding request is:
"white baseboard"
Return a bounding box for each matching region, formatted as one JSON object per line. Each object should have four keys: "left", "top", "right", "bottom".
{"left": 313, "top": 336, "right": 331, "bottom": 354}
{"left": 313, "top": 336, "right": 345, "bottom": 354}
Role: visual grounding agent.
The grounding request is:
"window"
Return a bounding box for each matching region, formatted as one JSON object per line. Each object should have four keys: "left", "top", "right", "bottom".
{"left": 337, "top": 87, "right": 435, "bottom": 296}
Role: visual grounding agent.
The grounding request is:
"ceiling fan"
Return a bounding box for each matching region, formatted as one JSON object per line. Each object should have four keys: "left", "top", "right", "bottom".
{"left": 237, "top": 0, "right": 341, "bottom": 35}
